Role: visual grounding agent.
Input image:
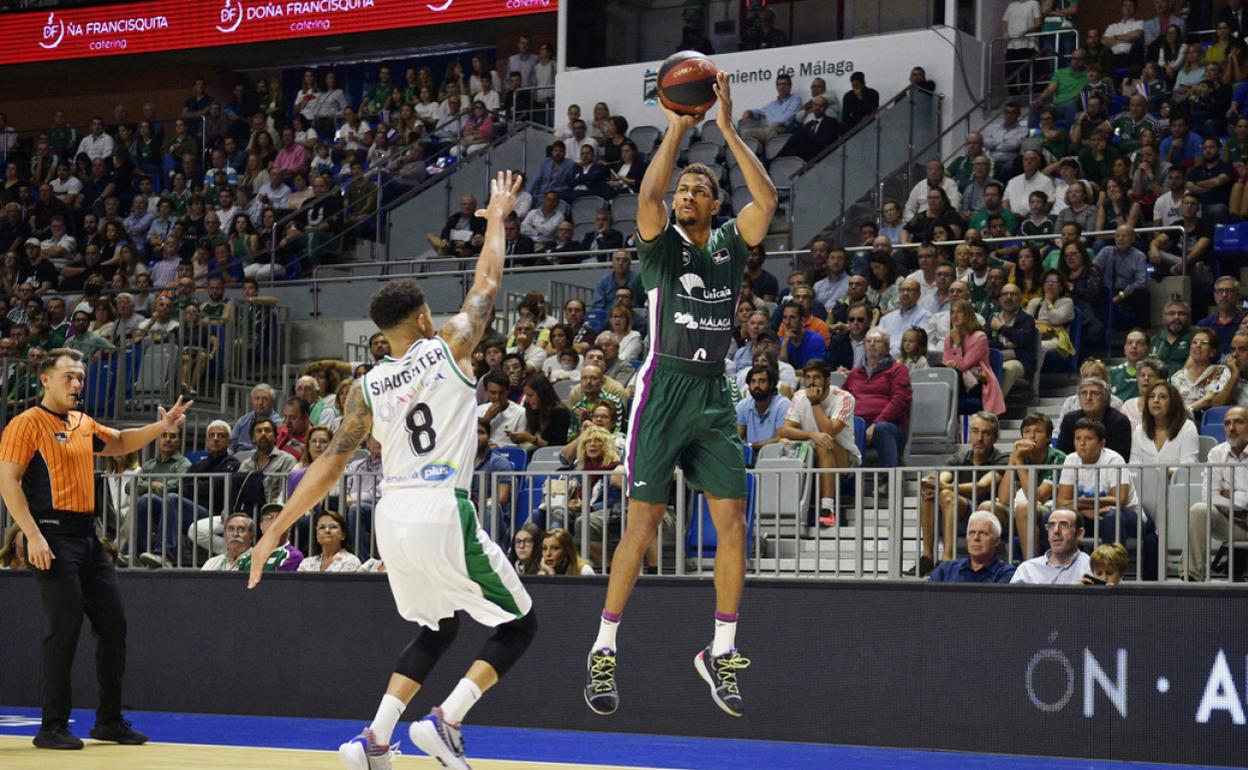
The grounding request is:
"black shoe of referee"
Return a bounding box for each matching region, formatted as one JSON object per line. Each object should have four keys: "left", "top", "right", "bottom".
{"left": 90, "top": 718, "right": 149, "bottom": 745}
{"left": 33, "top": 726, "right": 83, "bottom": 750}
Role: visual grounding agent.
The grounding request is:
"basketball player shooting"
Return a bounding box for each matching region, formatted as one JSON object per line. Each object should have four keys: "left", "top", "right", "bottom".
{"left": 584, "top": 71, "right": 777, "bottom": 718}
{"left": 249, "top": 171, "right": 536, "bottom": 770}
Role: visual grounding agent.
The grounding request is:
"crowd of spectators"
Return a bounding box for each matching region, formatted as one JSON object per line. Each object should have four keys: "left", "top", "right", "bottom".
{"left": 9, "top": 12, "right": 1248, "bottom": 585}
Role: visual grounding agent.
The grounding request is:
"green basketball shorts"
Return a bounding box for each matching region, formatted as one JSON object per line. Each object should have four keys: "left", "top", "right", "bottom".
{"left": 624, "top": 356, "right": 747, "bottom": 505}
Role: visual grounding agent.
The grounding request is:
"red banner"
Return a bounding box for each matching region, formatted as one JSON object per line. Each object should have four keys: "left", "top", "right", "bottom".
{"left": 0, "top": 0, "right": 555, "bottom": 65}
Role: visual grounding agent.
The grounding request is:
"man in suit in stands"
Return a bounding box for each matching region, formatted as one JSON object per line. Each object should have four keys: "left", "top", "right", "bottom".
{"left": 779, "top": 96, "right": 840, "bottom": 161}
{"left": 581, "top": 209, "right": 623, "bottom": 260}
{"left": 503, "top": 212, "right": 537, "bottom": 267}
{"left": 827, "top": 301, "right": 871, "bottom": 372}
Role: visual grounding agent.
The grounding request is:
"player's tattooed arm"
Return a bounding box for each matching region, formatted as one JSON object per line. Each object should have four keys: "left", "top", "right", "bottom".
{"left": 442, "top": 287, "right": 495, "bottom": 349}
{"left": 325, "top": 381, "right": 372, "bottom": 456}
{"left": 440, "top": 170, "right": 520, "bottom": 365}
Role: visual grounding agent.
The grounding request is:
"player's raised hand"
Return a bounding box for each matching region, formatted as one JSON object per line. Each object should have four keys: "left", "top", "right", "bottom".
{"left": 247, "top": 531, "right": 280, "bottom": 589}
{"left": 658, "top": 100, "right": 701, "bottom": 133}
{"left": 712, "top": 71, "right": 734, "bottom": 133}
{"left": 477, "top": 170, "right": 524, "bottom": 220}
{"left": 158, "top": 395, "right": 193, "bottom": 430}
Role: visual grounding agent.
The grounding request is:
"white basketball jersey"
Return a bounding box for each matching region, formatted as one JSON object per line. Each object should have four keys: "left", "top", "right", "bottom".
{"left": 363, "top": 336, "right": 478, "bottom": 493}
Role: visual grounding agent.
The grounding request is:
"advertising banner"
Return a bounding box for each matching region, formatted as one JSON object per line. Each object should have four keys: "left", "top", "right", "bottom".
{"left": 0, "top": 0, "right": 555, "bottom": 65}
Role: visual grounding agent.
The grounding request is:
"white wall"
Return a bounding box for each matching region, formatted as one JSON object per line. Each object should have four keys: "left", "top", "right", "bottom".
{"left": 556, "top": 27, "right": 985, "bottom": 150}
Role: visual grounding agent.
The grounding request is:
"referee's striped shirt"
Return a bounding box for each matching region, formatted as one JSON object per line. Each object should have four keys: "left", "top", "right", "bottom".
{"left": 0, "top": 406, "right": 115, "bottom": 515}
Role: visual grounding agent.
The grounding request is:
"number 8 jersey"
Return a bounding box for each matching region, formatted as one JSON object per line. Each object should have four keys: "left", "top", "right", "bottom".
{"left": 362, "top": 336, "right": 479, "bottom": 494}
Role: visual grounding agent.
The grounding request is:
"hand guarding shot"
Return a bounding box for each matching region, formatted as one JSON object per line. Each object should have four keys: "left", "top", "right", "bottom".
{"left": 248, "top": 170, "right": 536, "bottom": 770}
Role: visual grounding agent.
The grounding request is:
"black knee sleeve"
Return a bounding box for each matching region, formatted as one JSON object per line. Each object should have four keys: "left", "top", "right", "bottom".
{"left": 394, "top": 614, "right": 461, "bottom": 684}
{"left": 477, "top": 610, "right": 537, "bottom": 678}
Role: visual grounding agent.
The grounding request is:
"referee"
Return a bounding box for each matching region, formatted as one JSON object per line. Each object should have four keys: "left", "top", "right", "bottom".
{"left": 0, "top": 348, "right": 191, "bottom": 750}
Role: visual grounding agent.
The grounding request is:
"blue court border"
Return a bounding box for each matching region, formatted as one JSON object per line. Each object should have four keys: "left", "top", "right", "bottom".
{"left": 0, "top": 706, "right": 1227, "bottom": 770}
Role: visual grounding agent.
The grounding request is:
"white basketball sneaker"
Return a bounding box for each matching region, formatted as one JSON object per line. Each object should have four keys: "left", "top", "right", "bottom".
{"left": 409, "top": 707, "right": 470, "bottom": 769}
{"left": 338, "top": 726, "right": 399, "bottom": 770}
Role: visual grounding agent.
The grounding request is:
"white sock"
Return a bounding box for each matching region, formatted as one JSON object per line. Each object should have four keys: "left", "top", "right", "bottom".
{"left": 440, "top": 678, "right": 482, "bottom": 725}
{"left": 369, "top": 694, "right": 405, "bottom": 745}
{"left": 711, "top": 613, "right": 738, "bottom": 657}
{"left": 592, "top": 612, "right": 620, "bottom": 652}
{"left": 821, "top": 497, "right": 834, "bottom": 511}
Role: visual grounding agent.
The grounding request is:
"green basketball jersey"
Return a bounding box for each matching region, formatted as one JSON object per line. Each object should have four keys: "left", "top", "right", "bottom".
{"left": 635, "top": 221, "right": 751, "bottom": 366}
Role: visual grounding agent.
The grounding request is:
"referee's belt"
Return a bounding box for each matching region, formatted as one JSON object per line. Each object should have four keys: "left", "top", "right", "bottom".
{"left": 34, "top": 511, "right": 96, "bottom": 535}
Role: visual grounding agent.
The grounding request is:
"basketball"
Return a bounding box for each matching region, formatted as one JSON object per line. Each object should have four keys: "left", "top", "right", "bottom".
{"left": 657, "top": 50, "right": 719, "bottom": 116}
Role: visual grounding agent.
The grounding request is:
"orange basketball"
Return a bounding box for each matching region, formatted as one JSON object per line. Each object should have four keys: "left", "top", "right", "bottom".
{"left": 657, "top": 50, "right": 719, "bottom": 117}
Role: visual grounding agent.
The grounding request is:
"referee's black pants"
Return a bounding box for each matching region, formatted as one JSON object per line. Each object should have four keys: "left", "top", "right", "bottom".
{"left": 31, "top": 521, "right": 127, "bottom": 731}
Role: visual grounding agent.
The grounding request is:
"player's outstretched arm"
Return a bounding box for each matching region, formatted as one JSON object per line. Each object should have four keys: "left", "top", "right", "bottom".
{"left": 249, "top": 381, "right": 370, "bottom": 588}
{"left": 713, "top": 72, "right": 777, "bottom": 246}
{"left": 440, "top": 170, "right": 522, "bottom": 370}
{"left": 636, "top": 103, "right": 698, "bottom": 242}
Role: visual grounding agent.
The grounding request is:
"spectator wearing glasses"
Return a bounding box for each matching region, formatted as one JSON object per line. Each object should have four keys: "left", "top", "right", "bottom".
{"left": 1056, "top": 416, "right": 1157, "bottom": 579}
{"left": 828, "top": 301, "right": 872, "bottom": 372}
{"left": 1171, "top": 327, "right": 1235, "bottom": 417}
{"left": 297, "top": 510, "right": 361, "bottom": 573}
{"left": 1010, "top": 508, "right": 1092, "bottom": 584}
{"left": 929, "top": 510, "right": 1016, "bottom": 583}
{"left": 1198, "top": 277, "right": 1246, "bottom": 353}
{"left": 509, "top": 522, "right": 544, "bottom": 576}
{"left": 1056, "top": 377, "right": 1132, "bottom": 458}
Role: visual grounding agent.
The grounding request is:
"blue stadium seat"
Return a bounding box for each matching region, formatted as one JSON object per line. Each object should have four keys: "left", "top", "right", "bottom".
{"left": 742, "top": 443, "right": 754, "bottom": 468}
{"left": 687, "top": 475, "right": 757, "bottom": 557}
{"left": 511, "top": 473, "right": 551, "bottom": 530}
{"left": 495, "top": 445, "right": 528, "bottom": 473}
{"left": 1214, "top": 222, "right": 1248, "bottom": 256}
{"left": 854, "top": 416, "right": 866, "bottom": 458}
{"left": 1202, "top": 406, "right": 1231, "bottom": 443}
{"left": 185, "top": 450, "right": 210, "bottom": 464}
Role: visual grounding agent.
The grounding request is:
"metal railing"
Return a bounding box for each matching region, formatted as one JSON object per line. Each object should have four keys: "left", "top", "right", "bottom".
{"left": 0, "top": 306, "right": 288, "bottom": 426}
{"left": 985, "top": 28, "right": 1081, "bottom": 104}
{"left": 3, "top": 458, "right": 1246, "bottom": 584}
{"left": 787, "top": 86, "right": 943, "bottom": 250}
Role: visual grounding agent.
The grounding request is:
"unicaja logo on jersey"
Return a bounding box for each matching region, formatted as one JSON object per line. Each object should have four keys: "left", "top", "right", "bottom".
{"left": 421, "top": 463, "right": 457, "bottom": 481}
{"left": 678, "top": 273, "right": 733, "bottom": 301}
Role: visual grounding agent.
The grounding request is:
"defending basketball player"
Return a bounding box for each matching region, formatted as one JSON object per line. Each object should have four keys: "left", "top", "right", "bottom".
{"left": 584, "top": 71, "right": 777, "bottom": 718}
{"left": 249, "top": 171, "right": 535, "bottom": 770}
